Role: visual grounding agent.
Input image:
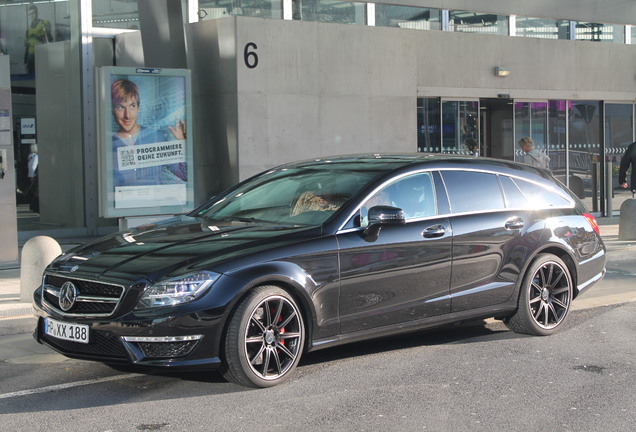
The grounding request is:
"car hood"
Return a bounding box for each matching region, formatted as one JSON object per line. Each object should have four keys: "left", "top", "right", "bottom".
{"left": 49, "top": 215, "right": 321, "bottom": 282}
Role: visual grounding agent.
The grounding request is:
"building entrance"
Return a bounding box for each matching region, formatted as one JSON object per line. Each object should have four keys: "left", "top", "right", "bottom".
{"left": 479, "top": 98, "right": 513, "bottom": 160}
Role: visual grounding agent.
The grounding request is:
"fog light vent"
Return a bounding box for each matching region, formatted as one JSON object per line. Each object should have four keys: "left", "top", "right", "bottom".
{"left": 122, "top": 335, "right": 202, "bottom": 359}
{"left": 138, "top": 341, "right": 198, "bottom": 358}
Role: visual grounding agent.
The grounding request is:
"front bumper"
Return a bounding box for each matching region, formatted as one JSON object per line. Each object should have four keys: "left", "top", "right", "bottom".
{"left": 33, "top": 293, "right": 225, "bottom": 370}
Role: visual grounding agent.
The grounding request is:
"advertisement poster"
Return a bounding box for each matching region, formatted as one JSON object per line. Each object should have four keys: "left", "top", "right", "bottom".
{"left": 98, "top": 67, "right": 194, "bottom": 218}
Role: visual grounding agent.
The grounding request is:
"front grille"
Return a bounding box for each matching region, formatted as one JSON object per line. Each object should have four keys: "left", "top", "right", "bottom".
{"left": 42, "top": 273, "right": 125, "bottom": 317}
{"left": 39, "top": 320, "right": 128, "bottom": 359}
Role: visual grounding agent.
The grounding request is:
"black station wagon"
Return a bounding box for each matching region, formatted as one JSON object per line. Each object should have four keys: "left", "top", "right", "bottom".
{"left": 33, "top": 154, "right": 606, "bottom": 387}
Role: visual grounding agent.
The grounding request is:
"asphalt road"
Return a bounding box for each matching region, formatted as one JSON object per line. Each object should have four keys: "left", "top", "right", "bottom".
{"left": 1, "top": 301, "right": 634, "bottom": 432}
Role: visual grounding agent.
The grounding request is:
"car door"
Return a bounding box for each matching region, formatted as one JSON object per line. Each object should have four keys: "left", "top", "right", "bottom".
{"left": 440, "top": 170, "right": 541, "bottom": 313}
{"left": 336, "top": 172, "right": 453, "bottom": 334}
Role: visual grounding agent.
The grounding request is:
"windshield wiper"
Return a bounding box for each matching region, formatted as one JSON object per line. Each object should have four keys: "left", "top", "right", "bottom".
{"left": 226, "top": 216, "right": 257, "bottom": 223}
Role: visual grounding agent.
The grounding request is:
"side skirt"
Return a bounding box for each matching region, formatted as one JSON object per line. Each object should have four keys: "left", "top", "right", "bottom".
{"left": 308, "top": 303, "right": 518, "bottom": 352}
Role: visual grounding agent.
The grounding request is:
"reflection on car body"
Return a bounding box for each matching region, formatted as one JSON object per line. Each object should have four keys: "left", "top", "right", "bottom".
{"left": 33, "top": 154, "right": 606, "bottom": 387}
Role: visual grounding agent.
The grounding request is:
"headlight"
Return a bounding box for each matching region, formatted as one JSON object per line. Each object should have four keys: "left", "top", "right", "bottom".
{"left": 136, "top": 271, "right": 220, "bottom": 309}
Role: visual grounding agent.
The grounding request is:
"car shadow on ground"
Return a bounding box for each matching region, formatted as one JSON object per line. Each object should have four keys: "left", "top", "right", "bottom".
{"left": 299, "top": 317, "right": 517, "bottom": 367}
{"left": 298, "top": 303, "right": 624, "bottom": 368}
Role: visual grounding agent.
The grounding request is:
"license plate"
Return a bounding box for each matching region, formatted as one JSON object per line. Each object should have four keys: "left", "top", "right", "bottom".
{"left": 44, "top": 318, "right": 90, "bottom": 344}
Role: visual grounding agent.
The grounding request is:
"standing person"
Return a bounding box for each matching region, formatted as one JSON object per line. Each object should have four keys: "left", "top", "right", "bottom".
{"left": 518, "top": 137, "right": 550, "bottom": 170}
{"left": 27, "top": 144, "right": 39, "bottom": 213}
{"left": 111, "top": 78, "right": 186, "bottom": 186}
{"left": 24, "top": 5, "right": 52, "bottom": 75}
{"left": 618, "top": 141, "right": 636, "bottom": 191}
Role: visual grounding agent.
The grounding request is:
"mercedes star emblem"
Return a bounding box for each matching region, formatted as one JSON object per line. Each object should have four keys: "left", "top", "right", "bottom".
{"left": 59, "top": 281, "right": 78, "bottom": 312}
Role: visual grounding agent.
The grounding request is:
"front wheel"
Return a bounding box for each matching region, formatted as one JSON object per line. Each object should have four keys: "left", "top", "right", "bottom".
{"left": 221, "top": 286, "right": 305, "bottom": 388}
{"left": 506, "top": 254, "right": 573, "bottom": 336}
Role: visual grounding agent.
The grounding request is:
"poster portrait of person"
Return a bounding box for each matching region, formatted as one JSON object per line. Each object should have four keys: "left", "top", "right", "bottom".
{"left": 24, "top": 5, "right": 53, "bottom": 75}
{"left": 101, "top": 69, "right": 193, "bottom": 216}
{"left": 111, "top": 78, "right": 187, "bottom": 187}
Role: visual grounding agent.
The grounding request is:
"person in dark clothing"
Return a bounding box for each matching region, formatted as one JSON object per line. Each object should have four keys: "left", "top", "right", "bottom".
{"left": 618, "top": 141, "right": 636, "bottom": 191}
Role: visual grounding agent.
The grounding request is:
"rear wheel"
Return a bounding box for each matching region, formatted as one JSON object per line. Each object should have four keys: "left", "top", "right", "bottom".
{"left": 221, "top": 286, "right": 305, "bottom": 388}
{"left": 506, "top": 254, "right": 573, "bottom": 336}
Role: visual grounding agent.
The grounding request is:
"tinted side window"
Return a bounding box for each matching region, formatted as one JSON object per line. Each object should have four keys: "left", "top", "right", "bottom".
{"left": 387, "top": 172, "right": 437, "bottom": 219}
{"left": 499, "top": 175, "right": 530, "bottom": 208}
{"left": 441, "top": 171, "right": 505, "bottom": 213}
{"left": 512, "top": 178, "right": 572, "bottom": 208}
{"left": 359, "top": 172, "right": 437, "bottom": 226}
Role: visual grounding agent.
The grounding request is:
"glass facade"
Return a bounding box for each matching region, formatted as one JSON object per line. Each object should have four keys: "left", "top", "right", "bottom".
{"left": 295, "top": 0, "right": 366, "bottom": 24}
{"left": 0, "top": 1, "right": 71, "bottom": 75}
{"left": 548, "top": 100, "right": 568, "bottom": 178}
{"left": 199, "top": 0, "right": 282, "bottom": 21}
{"left": 515, "top": 17, "right": 571, "bottom": 40}
{"left": 576, "top": 21, "right": 625, "bottom": 43}
{"left": 375, "top": 5, "right": 441, "bottom": 31}
{"left": 418, "top": 97, "right": 635, "bottom": 215}
{"left": 93, "top": 0, "right": 139, "bottom": 29}
{"left": 417, "top": 98, "right": 441, "bottom": 153}
{"left": 449, "top": 11, "right": 508, "bottom": 35}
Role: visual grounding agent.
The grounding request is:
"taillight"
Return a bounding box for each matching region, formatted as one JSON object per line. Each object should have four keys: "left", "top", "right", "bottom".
{"left": 583, "top": 213, "right": 600, "bottom": 235}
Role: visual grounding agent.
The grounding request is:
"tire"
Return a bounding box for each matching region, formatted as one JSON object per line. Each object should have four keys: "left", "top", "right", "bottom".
{"left": 221, "top": 286, "right": 305, "bottom": 388}
{"left": 506, "top": 254, "right": 573, "bottom": 336}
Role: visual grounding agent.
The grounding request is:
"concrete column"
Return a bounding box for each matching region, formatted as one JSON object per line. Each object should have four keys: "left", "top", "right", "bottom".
{"left": 619, "top": 199, "right": 636, "bottom": 240}
{"left": 20, "top": 236, "right": 62, "bottom": 303}
{"left": 0, "top": 56, "right": 19, "bottom": 268}
{"left": 138, "top": 0, "right": 187, "bottom": 68}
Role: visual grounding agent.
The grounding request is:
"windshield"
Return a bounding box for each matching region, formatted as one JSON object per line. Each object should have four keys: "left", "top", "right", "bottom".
{"left": 194, "top": 160, "right": 396, "bottom": 226}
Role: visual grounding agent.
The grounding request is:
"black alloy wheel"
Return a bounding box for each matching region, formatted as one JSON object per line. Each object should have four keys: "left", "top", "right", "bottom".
{"left": 222, "top": 286, "right": 305, "bottom": 388}
{"left": 506, "top": 254, "right": 573, "bottom": 336}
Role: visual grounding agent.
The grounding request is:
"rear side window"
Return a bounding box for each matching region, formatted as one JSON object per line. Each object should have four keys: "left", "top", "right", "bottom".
{"left": 499, "top": 176, "right": 530, "bottom": 208}
{"left": 512, "top": 178, "right": 572, "bottom": 208}
{"left": 441, "top": 171, "right": 505, "bottom": 213}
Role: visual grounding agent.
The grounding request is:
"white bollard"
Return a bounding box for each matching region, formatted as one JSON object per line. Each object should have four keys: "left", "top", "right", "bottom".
{"left": 618, "top": 199, "right": 636, "bottom": 241}
{"left": 20, "top": 236, "right": 62, "bottom": 303}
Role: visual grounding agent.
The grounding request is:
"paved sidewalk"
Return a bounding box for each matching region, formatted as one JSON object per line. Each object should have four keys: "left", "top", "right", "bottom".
{"left": 1, "top": 219, "right": 635, "bottom": 337}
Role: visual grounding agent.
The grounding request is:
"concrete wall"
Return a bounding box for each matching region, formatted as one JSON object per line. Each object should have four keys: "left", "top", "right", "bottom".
{"left": 36, "top": 41, "right": 84, "bottom": 229}
{"left": 36, "top": 39, "right": 114, "bottom": 230}
{"left": 0, "top": 56, "right": 19, "bottom": 267}
{"left": 187, "top": 18, "right": 240, "bottom": 203}
{"left": 235, "top": 18, "right": 417, "bottom": 179}
{"left": 414, "top": 30, "right": 636, "bottom": 101}
{"left": 187, "top": 16, "right": 636, "bottom": 197}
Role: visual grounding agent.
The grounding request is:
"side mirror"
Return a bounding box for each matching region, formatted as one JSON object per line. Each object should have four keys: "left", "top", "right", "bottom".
{"left": 363, "top": 205, "right": 406, "bottom": 242}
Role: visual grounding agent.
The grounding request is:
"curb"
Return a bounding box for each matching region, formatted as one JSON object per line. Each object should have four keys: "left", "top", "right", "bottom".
{"left": 0, "top": 304, "right": 33, "bottom": 318}
{"left": 0, "top": 316, "right": 36, "bottom": 337}
{"left": 606, "top": 246, "right": 636, "bottom": 262}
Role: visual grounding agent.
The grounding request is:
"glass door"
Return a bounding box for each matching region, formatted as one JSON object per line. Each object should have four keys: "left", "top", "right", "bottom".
{"left": 605, "top": 103, "right": 634, "bottom": 213}
{"left": 441, "top": 99, "right": 479, "bottom": 154}
{"left": 568, "top": 100, "right": 602, "bottom": 213}
{"left": 514, "top": 101, "right": 549, "bottom": 166}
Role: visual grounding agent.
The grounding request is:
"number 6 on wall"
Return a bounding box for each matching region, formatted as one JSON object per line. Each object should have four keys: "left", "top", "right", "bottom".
{"left": 244, "top": 42, "right": 258, "bottom": 69}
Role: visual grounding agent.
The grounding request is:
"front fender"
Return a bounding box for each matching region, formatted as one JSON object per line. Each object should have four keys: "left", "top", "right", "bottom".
{"left": 223, "top": 258, "right": 340, "bottom": 344}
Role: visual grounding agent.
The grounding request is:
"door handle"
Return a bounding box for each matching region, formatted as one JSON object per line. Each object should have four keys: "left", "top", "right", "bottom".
{"left": 505, "top": 217, "right": 525, "bottom": 230}
{"left": 423, "top": 224, "right": 446, "bottom": 238}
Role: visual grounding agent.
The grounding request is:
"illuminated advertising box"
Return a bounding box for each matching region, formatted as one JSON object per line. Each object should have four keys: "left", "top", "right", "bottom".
{"left": 97, "top": 67, "right": 194, "bottom": 218}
